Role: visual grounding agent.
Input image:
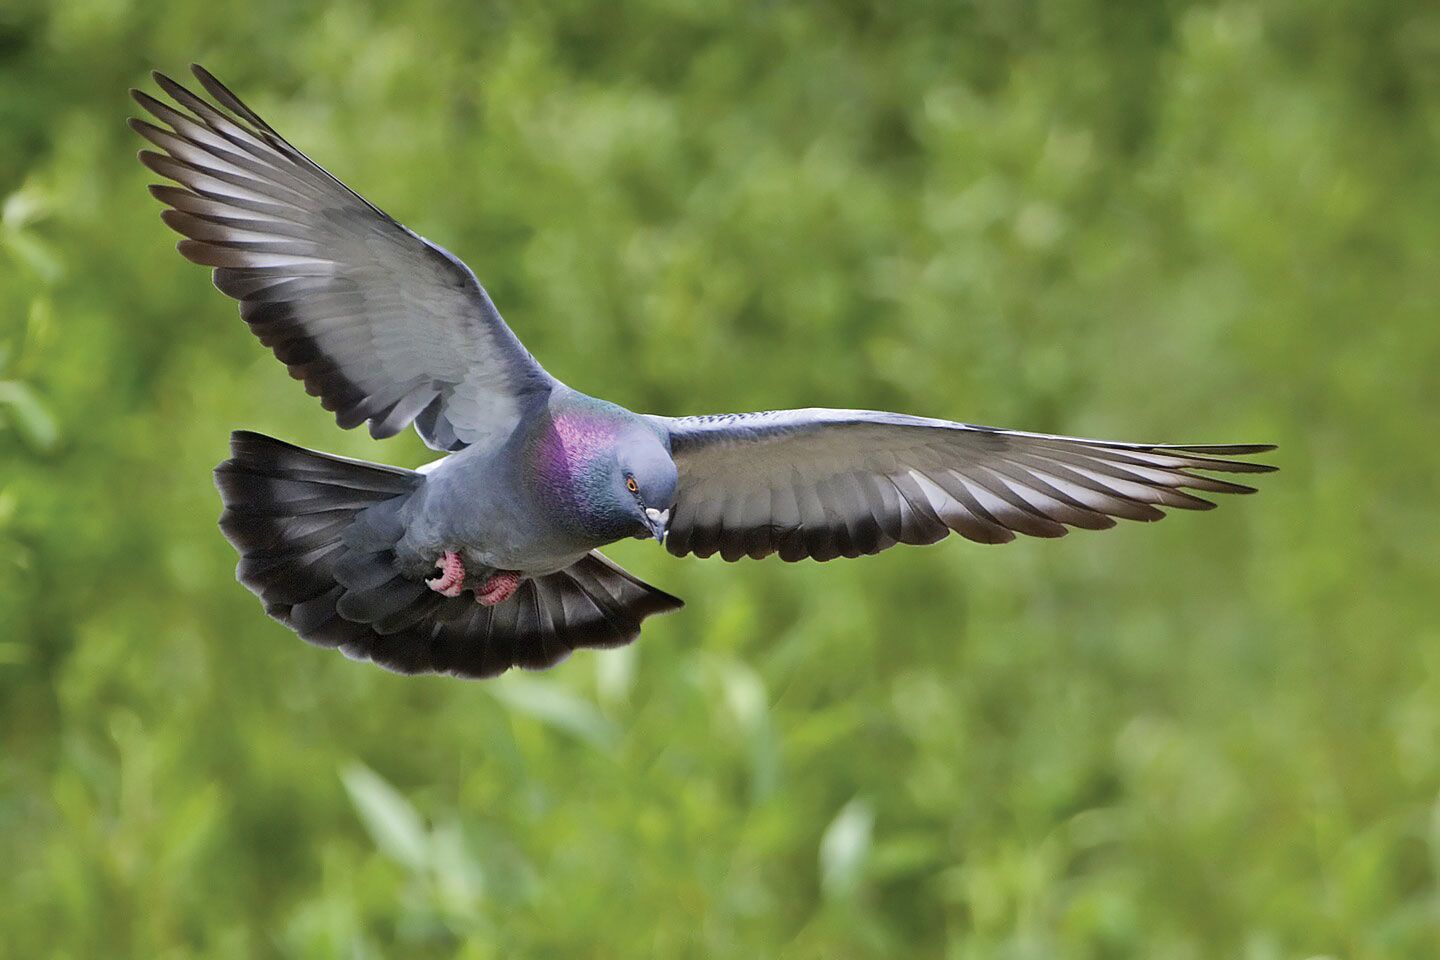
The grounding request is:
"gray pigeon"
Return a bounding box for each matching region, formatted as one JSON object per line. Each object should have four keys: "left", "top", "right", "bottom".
{"left": 131, "top": 66, "right": 1275, "bottom": 679}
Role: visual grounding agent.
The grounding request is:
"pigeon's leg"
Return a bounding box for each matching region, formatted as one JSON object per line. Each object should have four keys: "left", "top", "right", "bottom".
{"left": 475, "top": 570, "right": 523, "bottom": 606}
{"left": 426, "top": 550, "right": 467, "bottom": 598}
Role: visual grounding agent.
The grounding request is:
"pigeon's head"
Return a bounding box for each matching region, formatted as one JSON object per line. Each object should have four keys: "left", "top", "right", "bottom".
{"left": 531, "top": 405, "right": 677, "bottom": 545}
{"left": 614, "top": 428, "right": 678, "bottom": 543}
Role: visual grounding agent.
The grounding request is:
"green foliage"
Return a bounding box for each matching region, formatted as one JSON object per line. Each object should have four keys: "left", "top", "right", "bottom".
{"left": 2, "top": 0, "right": 1438, "bottom": 955}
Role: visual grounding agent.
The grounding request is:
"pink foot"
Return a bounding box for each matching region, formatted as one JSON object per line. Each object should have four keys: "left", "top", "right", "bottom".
{"left": 428, "top": 550, "right": 466, "bottom": 598}
{"left": 476, "top": 570, "right": 522, "bottom": 606}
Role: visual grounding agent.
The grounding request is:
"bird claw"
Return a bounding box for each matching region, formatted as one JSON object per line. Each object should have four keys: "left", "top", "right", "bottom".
{"left": 427, "top": 550, "right": 466, "bottom": 598}
{"left": 427, "top": 552, "right": 521, "bottom": 605}
{"left": 476, "top": 570, "right": 522, "bottom": 606}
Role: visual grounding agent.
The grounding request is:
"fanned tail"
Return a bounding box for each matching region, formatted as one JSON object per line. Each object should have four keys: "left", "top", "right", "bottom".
{"left": 412, "top": 552, "right": 684, "bottom": 678}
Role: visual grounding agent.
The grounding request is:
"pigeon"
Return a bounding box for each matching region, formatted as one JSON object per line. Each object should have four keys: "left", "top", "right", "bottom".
{"left": 131, "top": 66, "right": 1276, "bottom": 679}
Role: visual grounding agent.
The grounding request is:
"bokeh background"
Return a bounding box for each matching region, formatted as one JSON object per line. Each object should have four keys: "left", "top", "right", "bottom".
{"left": 2, "top": 0, "right": 1438, "bottom": 956}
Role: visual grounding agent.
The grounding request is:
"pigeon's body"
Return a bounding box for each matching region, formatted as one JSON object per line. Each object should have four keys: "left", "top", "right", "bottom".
{"left": 398, "top": 389, "right": 672, "bottom": 579}
{"left": 399, "top": 432, "right": 571, "bottom": 578}
{"left": 133, "top": 67, "right": 1276, "bottom": 679}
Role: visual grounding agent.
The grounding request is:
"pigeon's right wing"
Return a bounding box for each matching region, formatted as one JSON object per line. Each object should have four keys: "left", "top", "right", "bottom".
{"left": 132, "top": 65, "right": 555, "bottom": 452}
{"left": 652, "top": 408, "right": 1275, "bottom": 561}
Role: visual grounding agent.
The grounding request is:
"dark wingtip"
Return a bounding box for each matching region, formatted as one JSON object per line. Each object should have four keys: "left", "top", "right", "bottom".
{"left": 647, "top": 587, "right": 685, "bottom": 613}
{"left": 175, "top": 238, "right": 212, "bottom": 265}
{"left": 190, "top": 63, "right": 228, "bottom": 96}
{"left": 131, "top": 88, "right": 164, "bottom": 115}
{"left": 1162, "top": 442, "right": 1279, "bottom": 475}
{"left": 136, "top": 149, "right": 168, "bottom": 176}
{"left": 189, "top": 63, "right": 256, "bottom": 123}
{"left": 151, "top": 70, "right": 198, "bottom": 105}
{"left": 1169, "top": 442, "right": 1277, "bottom": 455}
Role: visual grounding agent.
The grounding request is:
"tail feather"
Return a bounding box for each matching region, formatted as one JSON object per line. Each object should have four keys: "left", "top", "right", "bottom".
{"left": 215, "top": 430, "right": 683, "bottom": 679}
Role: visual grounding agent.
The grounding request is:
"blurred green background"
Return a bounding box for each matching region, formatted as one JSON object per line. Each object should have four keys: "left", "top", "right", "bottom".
{"left": 2, "top": 0, "right": 1438, "bottom": 956}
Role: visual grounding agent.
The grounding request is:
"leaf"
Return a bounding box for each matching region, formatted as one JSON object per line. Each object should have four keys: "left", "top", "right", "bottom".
{"left": 715, "top": 658, "right": 767, "bottom": 731}
{"left": 819, "top": 797, "right": 874, "bottom": 901}
{"left": 24, "top": 296, "right": 54, "bottom": 360}
{"left": 594, "top": 642, "right": 637, "bottom": 709}
{"left": 1, "top": 231, "right": 63, "bottom": 284}
{"left": 430, "top": 819, "right": 485, "bottom": 917}
{"left": 699, "top": 656, "right": 779, "bottom": 802}
{"left": 0, "top": 381, "right": 59, "bottom": 452}
{"left": 2, "top": 182, "right": 50, "bottom": 230}
{"left": 488, "top": 675, "right": 617, "bottom": 747}
{"left": 340, "top": 763, "right": 429, "bottom": 872}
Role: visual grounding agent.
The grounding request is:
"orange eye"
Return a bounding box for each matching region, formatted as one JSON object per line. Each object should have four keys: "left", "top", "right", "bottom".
{"left": 626, "top": 477, "right": 639, "bottom": 494}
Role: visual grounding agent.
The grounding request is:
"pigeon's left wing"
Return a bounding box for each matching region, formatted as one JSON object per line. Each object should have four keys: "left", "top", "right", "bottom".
{"left": 651, "top": 409, "right": 1275, "bottom": 561}
{"left": 131, "top": 65, "right": 556, "bottom": 452}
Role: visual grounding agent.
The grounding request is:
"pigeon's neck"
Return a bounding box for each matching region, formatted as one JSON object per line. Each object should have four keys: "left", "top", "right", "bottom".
{"left": 523, "top": 396, "right": 638, "bottom": 543}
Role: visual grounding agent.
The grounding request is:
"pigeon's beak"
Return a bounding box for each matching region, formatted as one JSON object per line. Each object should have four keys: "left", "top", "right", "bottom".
{"left": 644, "top": 507, "right": 670, "bottom": 545}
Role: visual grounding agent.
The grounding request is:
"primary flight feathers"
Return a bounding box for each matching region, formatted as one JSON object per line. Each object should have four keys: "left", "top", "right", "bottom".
{"left": 134, "top": 66, "right": 1274, "bottom": 679}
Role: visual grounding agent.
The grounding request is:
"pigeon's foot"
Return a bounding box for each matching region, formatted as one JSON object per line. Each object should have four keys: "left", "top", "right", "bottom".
{"left": 476, "top": 570, "right": 523, "bottom": 606}
{"left": 427, "top": 550, "right": 466, "bottom": 598}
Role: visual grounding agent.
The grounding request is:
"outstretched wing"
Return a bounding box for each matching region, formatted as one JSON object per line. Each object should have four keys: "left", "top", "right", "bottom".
{"left": 651, "top": 409, "right": 1276, "bottom": 561}
{"left": 131, "top": 64, "right": 554, "bottom": 451}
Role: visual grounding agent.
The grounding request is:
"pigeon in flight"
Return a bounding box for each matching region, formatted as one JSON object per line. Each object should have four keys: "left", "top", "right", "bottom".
{"left": 131, "top": 66, "right": 1275, "bottom": 679}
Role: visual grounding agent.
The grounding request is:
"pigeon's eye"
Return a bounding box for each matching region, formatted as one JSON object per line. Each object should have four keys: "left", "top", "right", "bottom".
{"left": 626, "top": 476, "right": 639, "bottom": 495}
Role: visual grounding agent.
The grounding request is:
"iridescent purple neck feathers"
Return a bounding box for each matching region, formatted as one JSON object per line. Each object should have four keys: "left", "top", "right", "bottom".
{"left": 532, "top": 408, "right": 625, "bottom": 491}
{"left": 526, "top": 399, "right": 676, "bottom": 545}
